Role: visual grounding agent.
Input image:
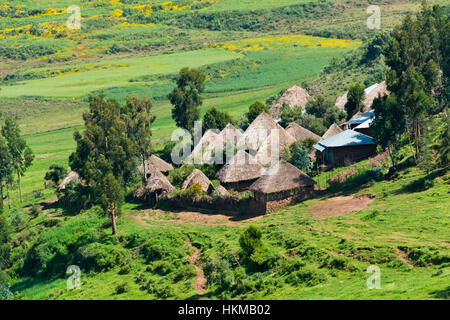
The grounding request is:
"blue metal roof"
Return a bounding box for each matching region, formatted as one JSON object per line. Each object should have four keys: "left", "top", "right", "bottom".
{"left": 313, "top": 130, "right": 374, "bottom": 151}
{"left": 344, "top": 111, "right": 375, "bottom": 125}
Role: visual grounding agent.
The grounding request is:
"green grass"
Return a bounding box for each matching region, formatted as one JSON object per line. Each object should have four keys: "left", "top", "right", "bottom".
{"left": 8, "top": 165, "right": 450, "bottom": 300}
{"left": 0, "top": 49, "right": 241, "bottom": 97}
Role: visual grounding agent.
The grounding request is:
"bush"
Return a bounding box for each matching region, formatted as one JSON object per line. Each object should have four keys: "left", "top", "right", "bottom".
{"left": 249, "top": 246, "right": 279, "bottom": 270}
{"left": 408, "top": 247, "right": 450, "bottom": 267}
{"left": 29, "top": 203, "right": 41, "bottom": 218}
{"left": 285, "top": 267, "right": 327, "bottom": 287}
{"left": 188, "top": 182, "right": 203, "bottom": 196}
{"left": 239, "top": 225, "right": 263, "bottom": 257}
{"left": 174, "top": 264, "right": 197, "bottom": 282}
{"left": 203, "top": 255, "right": 233, "bottom": 291}
{"left": 77, "top": 243, "right": 128, "bottom": 272}
{"left": 115, "top": 282, "right": 129, "bottom": 294}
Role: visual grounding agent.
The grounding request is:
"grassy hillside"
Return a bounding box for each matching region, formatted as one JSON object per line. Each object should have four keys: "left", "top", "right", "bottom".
{"left": 7, "top": 162, "right": 449, "bottom": 300}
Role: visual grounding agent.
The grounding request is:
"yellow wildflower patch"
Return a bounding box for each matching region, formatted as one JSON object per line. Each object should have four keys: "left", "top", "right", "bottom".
{"left": 210, "top": 35, "right": 362, "bottom": 53}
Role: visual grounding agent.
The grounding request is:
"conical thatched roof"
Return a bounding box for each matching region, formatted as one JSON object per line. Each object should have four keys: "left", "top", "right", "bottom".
{"left": 216, "top": 150, "right": 263, "bottom": 183}
{"left": 57, "top": 171, "right": 81, "bottom": 192}
{"left": 139, "top": 155, "right": 174, "bottom": 175}
{"left": 214, "top": 185, "right": 230, "bottom": 197}
{"left": 250, "top": 160, "right": 316, "bottom": 194}
{"left": 186, "top": 129, "right": 223, "bottom": 165}
{"left": 241, "top": 112, "right": 287, "bottom": 152}
{"left": 363, "top": 81, "right": 389, "bottom": 112}
{"left": 334, "top": 81, "right": 390, "bottom": 112}
{"left": 321, "top": 123, "right": 343, "bottom": 141}
{"left": 220, "top": 123, "right": 243, "bottom": 147}
{"left": 286, "top": 122, "right": 321, "bottom": 141}
{"left": 270, "top": 85, "right": 313, "bottom": 118}
{"left": 335, "top": 92, "right": 348, "bottom": 110}
{"left": 146, "top": 171, "right": 175, "bottom": 193}
{"left": 181, "top": 169, "right": 214, "bottom": 193}
{"left": 256, "top": 129, "right": 296, "bottom": 166}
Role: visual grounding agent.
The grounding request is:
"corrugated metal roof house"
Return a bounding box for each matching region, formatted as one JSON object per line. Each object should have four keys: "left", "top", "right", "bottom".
{"left": 342, "top": 110, "right": 375, "bottom": 130}
{"left": 313, "top": 130, "right": 376, "bottom": 167}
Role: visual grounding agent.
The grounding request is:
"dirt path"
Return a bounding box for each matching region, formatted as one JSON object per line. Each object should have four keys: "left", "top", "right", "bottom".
{"left": 129, "top": 209, "right": 262, "bottom": 226}
{"left": 185, "top": 241, "right": 207, "bottom": 296}
{"left": 395, "top": 247, "right": 414, "bottom": 267}
{"left": 310, "top": 195, "right": 374, "bottom": 219}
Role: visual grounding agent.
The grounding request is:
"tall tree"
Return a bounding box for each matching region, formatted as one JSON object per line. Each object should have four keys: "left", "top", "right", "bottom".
{"left": 0, "top": 136, "right": 12, "bottom": 208}
{"left": 69, "top": 96, "right": 137, "bottom": 235}
{"left": 247, "top": 101, "right": 269, "bottom": 124}
{"left": 202, "top": 107, "right": 232, "bottom": 132}
{"left": 168, "top": 67, "right": 206, "bottom": 133}
{"left": 383, "top": 3, "right": 448, "bottom": 158}
{"left": 1, "top": 117, "right": 34, "bottom": 203}
{"left": 0, "top": 200, "right": 11, "bottom": 271}
{"left": 345, "top": 83, "right": 365, "bottom": 120}
{"left": 123, "top": 96, "right": 156, "bottom": 180}
{"left": 44, "top": 164, "right": 67, "bottom": 186}
{"left": 371, "top": 94, "right": 407, "bottom": 168}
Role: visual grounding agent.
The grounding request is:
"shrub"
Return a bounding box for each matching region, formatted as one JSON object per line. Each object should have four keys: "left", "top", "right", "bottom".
{"left": 77, "top": 243, "right": 128, "bottom": 272}
{"left": 408, "top": 247, "right": 450, "bottom": 267}
{"left": 188, "top": 182, "right": 203, "bottom": 196}
{"left": 285, "top": 267, "right": 327, "bottom": 287}
{"left": 239, "top": 225, "right": 263, "bottom": 257}
{"left": 249, "top": 246, "right": 279, "bottom": 270}
{"left": 29, "top": 203, "right": 41, "bottom": 218}
{"left": 204, "top": 258, "right": 233, "bottom": 292}
{"left": 174, "top": 264, "right": 197, "bottom": 282}
{"left": 115, "top": 282, "right": 129, "bottom": 294}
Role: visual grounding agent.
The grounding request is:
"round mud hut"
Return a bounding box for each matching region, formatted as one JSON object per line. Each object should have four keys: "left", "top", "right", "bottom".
{"left": 216, "top": 150, "right": 263, "bottom": 191}
{"left": 286, "top": 122, "right": 321, "bottom": 142}
{"left": 250, "top": 160, "right": 316, "bottom": 213}
{"left": 144, "top": 171, "right": 175, "bottom": 205}
{"left": 181, "top": 169, "right": 214, "bottom": 193}
{"left": 57, "top": 171, "right": 81, "bottom": 192}
{"left": 139, "top": 155, "right": 174, "bottom": 179}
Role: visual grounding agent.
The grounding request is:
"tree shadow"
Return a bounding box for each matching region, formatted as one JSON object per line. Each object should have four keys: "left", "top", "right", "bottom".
{"left": 429, "top": 286, "right": 449, "bottom": 299}
{"left": 392, "top": 167, "right": 447, "bottom": 195}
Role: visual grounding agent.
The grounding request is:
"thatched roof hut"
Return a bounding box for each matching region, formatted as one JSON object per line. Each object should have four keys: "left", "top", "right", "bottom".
{"left": 186, "top": 129, "right": 223, "bottom": 165}
{"left": 335, "top": 92, "right": 348, "bottom": 110}
{"left": 240, "top": 112, "right": 287, "bottom": 152}
{"left": 321, "top": 123, "right": 343, "bottom": 141}
{"left": 220, "top": 123, "right": 243, "bottom": 147}
{"left": 363, "top": 81, "right": 389, "bottom": 112}
{"left": 146, "top": 171, "right": 175, "bottom": 194}
{"left": 334, "top": 81, "right": 390, "bottom": 112}
{"left": 216, "top": 150, "right": 263, "bottom": 191}
{"left": 139, "top": 155, "right": 174, "bottom": 178}
{"left": 214, "top": 185, "right": 230, "bottom": 197}
{"left": 270, "top": 85, "right": 313, "bottom": 118}
{"left": 286, "top": 122, "right": 321, "bottom": 141}
{"left": 57, "top": 171, "right": 81, "bottom": 192}
{"left": 181, "top": 169, "right": 214, "bottom": 193}
{"left": 256, "top": 128, "right": 296, "bottom": 166}
{"left": 250, "top": 160, "right": 316, "bottom": 202}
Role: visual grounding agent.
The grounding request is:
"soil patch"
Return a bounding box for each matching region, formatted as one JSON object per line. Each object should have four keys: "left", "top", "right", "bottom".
{"left": 310, "top": 195, "right": 374, "bottom": 219}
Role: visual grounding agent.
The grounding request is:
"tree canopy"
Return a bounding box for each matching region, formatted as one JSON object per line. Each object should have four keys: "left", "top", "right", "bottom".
{"left": 168, "top": 67, "right": 206, "bottom": 133}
